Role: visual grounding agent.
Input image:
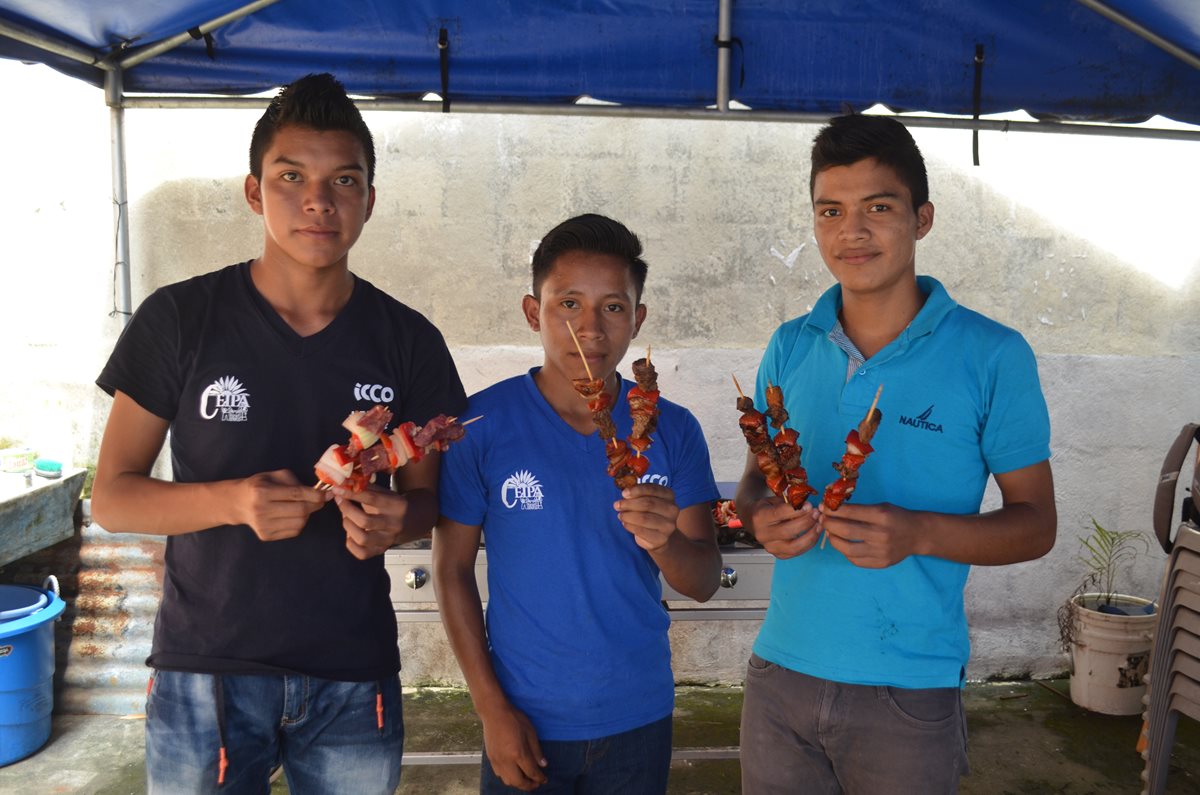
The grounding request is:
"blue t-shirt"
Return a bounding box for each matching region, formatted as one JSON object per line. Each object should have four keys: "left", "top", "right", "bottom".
{"left": 752, "top": 276, "right": 1051, "bottom": 688}
{"left": 438, "top": 369, "right": 719, "bottom": 739}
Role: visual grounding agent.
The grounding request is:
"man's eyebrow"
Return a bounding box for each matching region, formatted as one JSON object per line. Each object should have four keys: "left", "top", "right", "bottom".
{"left": 814, "top": 191, "right": 902, "bottom": 206}
{"left": 269, "top": 155, "right": 365, "bottom": 172}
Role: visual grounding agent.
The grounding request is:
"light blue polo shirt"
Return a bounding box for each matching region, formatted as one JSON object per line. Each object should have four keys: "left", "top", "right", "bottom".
{"left": 752, "top": 276, "right": 1051, "bottom": 688}
{"left": 438, "top": 369, "right": 719, "bottom": 739}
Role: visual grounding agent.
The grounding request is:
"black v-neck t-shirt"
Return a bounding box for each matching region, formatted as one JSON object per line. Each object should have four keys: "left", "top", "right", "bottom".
{"left": 98, "top": 262, "right": 466, "bottom": 680}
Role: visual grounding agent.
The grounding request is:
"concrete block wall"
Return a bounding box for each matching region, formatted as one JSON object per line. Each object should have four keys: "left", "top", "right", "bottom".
{"left": 3, "top": 63, "right": 1198, "bottom": 682}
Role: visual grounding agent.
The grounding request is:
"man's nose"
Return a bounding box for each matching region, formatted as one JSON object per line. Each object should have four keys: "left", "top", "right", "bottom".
{"left": 305, "top": 182, "right": 335, "bottom": 213}
{"left": 838, "top": 211, "right": 868, "bottom": 240}
{"left": 575, "top": 306, "right": 606, "bottom": 337}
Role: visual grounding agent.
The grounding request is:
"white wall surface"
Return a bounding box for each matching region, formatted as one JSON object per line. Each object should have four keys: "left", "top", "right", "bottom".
{"left": 3, "top": 61, "right": 1198, "bottom": 681}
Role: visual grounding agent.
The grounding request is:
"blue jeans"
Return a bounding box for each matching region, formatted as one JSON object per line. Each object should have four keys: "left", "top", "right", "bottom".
{"left": 146, "top": 670, "right": 404, "bottom": 795}
{"left": 740, "top": 654, "right": 968, "bottom": 795}
{"left": 480, "top": 714, "right": 672, "bottom": 795}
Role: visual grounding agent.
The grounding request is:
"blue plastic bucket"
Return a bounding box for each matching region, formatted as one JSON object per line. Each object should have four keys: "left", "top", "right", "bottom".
{"left": 0, "top": 582, "right": 65, "bottom": 766}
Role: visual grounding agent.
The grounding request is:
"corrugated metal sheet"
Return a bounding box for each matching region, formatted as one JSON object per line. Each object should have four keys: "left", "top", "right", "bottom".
{"left": 0, "top": 502, "right": 162, "bottom": 716}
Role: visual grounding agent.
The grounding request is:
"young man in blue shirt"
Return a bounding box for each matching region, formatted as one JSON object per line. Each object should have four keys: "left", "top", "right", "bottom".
{"left": 735, "top": 114, "right": 1056, "bottom": 794}
{"left": 435, "top": 214, "right": 722, "bottom": 793}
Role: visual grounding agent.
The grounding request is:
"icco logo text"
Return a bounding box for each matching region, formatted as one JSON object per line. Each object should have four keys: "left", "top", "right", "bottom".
{"left": 355, "top": 383, "right": 395, "bottom": 403}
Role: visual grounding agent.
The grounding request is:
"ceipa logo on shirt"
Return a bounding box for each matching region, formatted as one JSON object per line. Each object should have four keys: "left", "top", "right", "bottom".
{"left": 501, "top": 470, "right": 544, "bottom": 511}
{"left": 199, "top": 376, "right": 250, "bottom": 422}
{"left": 639, "top": 474, "right": 669, "bottom": 486}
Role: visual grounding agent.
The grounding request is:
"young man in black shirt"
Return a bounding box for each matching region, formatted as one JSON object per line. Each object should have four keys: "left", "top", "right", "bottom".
{"left": 92, "top": 73, "right": 465, "bottom": 793}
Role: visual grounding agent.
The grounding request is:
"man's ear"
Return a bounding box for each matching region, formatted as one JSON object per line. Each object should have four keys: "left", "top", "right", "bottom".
{"left": 915, "top": 201, "right": 935, "bottom": 241}
{"left": 631, "top": 303, "right": 648, "bottom": 338}
{"left": 521, "top": 294, "right": 541, "bottom": 332}
{"left": 365, "top": 185, "right": 376, "bottom": 222}
{"left": 244, "top": 174, "right": 264, "bottom": 216}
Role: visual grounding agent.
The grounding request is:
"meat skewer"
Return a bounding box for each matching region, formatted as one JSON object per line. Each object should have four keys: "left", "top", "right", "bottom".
{"left": 567, "top": 323, "right": 660, "bottom": 490}
{"left": 314, "top": 408, "right": 479, "bottom": 492}
{"left": 819, "top": 385, "right": 883, "bottom": 548}
{"left": 823, "top": 385, "right": 883, "bottom": 512}
{"left": 734, "top": 375, "right": 815, "bottom": 510}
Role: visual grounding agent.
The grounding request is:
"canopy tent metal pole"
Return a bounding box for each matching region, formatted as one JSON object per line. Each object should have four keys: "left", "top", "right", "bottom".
{"left": 120, "top": 95, "right": 1200, "bottom": 142}
{"left": 716, "top": 0, "right": 733, "bottom": 112}
{"left": 105, "top": 69, "right": 132, "bottom": 327}
{"left": 1075, "top": 0, "right": 1200, "bottom": 71}
{"left": 0, "top": 18, "right": 109, "bottom": 72}
{"left": 111, "top": 0, "right": 281, "bottom": 70}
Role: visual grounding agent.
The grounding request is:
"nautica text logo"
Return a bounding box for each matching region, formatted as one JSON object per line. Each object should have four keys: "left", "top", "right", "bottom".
{"left": 502, "top": 470, "right": 544, "bottom": 511}
{"left": 355, "top": 383, "right": 395, "bottom": 402}
{"left": 199, "top": 376, "right": 250, "bottom": 422}
{"left": 899, "top": 405, "right": 944, "bottom": 433}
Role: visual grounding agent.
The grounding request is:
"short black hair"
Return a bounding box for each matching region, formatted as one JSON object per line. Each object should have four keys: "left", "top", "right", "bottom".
{"left": 249, "top": 73, "right": 376, "bottom": 185}
{"left": 531, "top": 214, "right": 648, "bottom": 301}
{"left": 810, "top": 114, "right": 929, "bottom": 210}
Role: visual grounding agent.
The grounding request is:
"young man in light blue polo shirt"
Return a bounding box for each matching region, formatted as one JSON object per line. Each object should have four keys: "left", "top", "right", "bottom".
{"left": 735, "top": 114, "right": 1056, "bottom": 794}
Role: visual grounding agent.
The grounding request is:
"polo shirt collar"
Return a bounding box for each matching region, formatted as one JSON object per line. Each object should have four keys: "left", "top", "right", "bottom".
{"left": 804, "top": 275, "right": 958, "bottom": 340}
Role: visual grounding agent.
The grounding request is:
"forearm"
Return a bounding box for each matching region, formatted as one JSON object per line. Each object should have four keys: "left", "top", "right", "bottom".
{"left": 729, "top": 451, "right": 768, "bottom": 533}
{"left": 914, "top": 501, "right": 1056, "bottom": 566}
{"left": 91, "top": 472, "right": 240, "bottom": 536}
{"left": 650, "top": 530, "right": 722, "bottom": 602}
{"left": 433, "top": 563, "right": 512, "bottom": 716}
{"left": 392, "top": 487, "right": 439, "bottom": 546}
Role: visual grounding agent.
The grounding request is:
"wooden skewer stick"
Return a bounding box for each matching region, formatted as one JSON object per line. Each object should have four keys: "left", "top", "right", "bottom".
{"left": 565, "top": 321, "right": 594, "bottom": 382}
{"left": 732, "top": 374, "right": 746, "bottom": 399}
{"left": 460, "top": 415, "right": 484, "bottom": 427}
{"left": 821, "top": 384, "right": 885, "bottom": 550}
{"left": 646, "top": 344, "right": 652, "bottom": 364}
{"left": 865, "top": 385, "right": 883, "bottom": 422}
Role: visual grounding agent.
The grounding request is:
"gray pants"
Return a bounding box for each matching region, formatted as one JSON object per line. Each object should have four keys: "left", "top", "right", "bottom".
{"left": 740, "top": 655, "right": 968, "bottom": 795}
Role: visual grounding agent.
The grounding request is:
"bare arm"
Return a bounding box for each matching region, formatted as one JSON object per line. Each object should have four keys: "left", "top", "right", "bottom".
{"left": 819, "top": 460, "right": 1057, "bottom": 568}
{"left": 91, "top": 390, "right": 328, "bottom": 538}
{"left": 614, "top": 484, "right": 722, "bottom": 601}
{"left": 334, "top": 448, "right": 441, "bottom": 559}
{"left": 734, "top": 447, "right": 821, "bottom": 560}
{"left": 433, "top": 517, "right": 547, "bottom": 791}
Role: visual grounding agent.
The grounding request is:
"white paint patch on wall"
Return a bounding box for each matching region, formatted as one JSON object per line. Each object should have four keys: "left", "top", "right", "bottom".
{"left": 902, "top": 108, "right": 1200, "bottom": 290}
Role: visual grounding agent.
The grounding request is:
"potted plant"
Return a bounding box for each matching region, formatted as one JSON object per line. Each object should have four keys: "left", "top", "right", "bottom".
{"left": 1057, "top": 517, "right": 1157, "bottom": 715}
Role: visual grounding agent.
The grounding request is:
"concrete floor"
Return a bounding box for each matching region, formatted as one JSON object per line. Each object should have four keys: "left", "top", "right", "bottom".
{"left": 0, "top": 681, "right": 1197, "bottom": 794}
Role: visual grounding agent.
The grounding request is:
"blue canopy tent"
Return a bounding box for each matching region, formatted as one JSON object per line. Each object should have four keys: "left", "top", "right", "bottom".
{"left": 1, "top": 0, "right": 1198, "bottom": 121}
{"left": 1, "top": 0, "right": 1197, "bottom": 317}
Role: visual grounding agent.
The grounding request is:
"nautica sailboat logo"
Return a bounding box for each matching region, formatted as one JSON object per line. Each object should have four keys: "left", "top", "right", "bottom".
{"left": 899, "top": 404, "right": 943, "bottom": 433}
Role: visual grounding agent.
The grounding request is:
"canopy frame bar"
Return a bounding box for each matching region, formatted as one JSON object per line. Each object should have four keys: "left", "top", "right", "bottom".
{"left": 0, "top": 19, "right": 109, "bottom": 73}
{"left": 1074, "top": 0, "right": 1200, "bottom": 71}
{"left": 119, "top": 95, "right": 1200, "bottom": 142}
{"left": 715, "top": 0, "right": 733, "bottom": 112}
{"left": 109, "top": 0, "right": 282, "bottom": 71}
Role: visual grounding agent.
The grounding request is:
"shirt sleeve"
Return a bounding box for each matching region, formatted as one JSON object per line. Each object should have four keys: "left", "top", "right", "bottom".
{"left": 753, "top": 324, "right": 789, "bottom": 408}
{"left": 395, "top": 316, "right": 468, "bottom": 426}
{"left": 95, "top": 286, "right": 184, "bottom": 421}
{"left": 665, "top": 407, "right": 720, "bottom": 510}
{"left": 981, "top": 332, "right": 1052, "bottom": 475}
{"left": 437, "top": 400, "right": 489, "bottom": 527}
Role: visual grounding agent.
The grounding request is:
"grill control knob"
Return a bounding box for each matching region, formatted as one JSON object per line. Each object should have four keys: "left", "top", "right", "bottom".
{"left": 720, "top": 567, "right": 738, "bottom": 588}
{"left": 405, "top": 568, "right": 429, "bottom": 590}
